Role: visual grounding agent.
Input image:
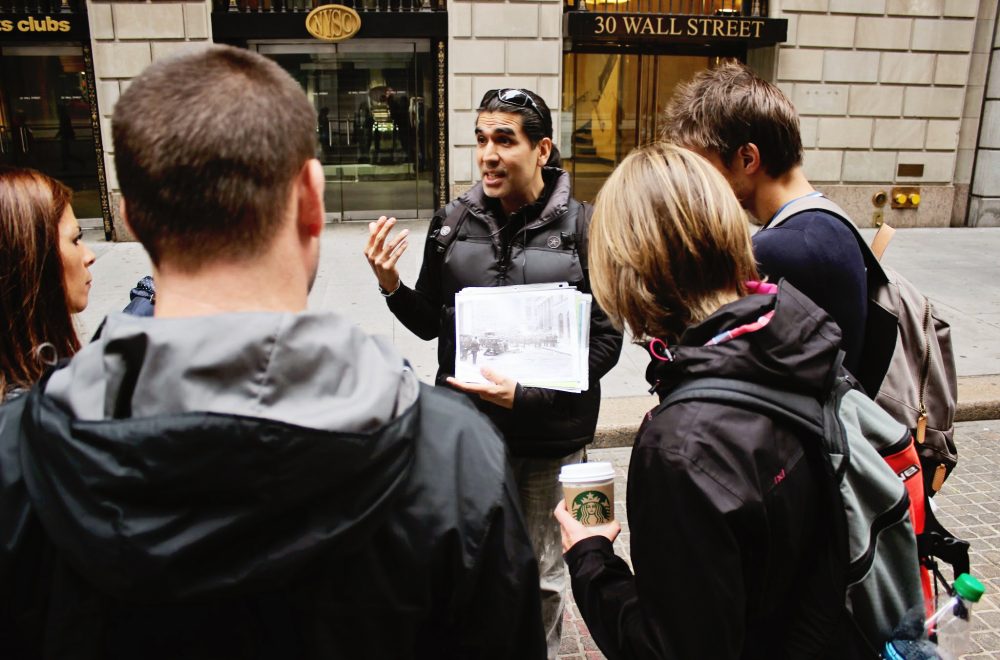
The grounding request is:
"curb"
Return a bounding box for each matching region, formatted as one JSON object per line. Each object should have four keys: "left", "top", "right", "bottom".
{"left": 593, "top": 374, "right": 1000, "bottom": 449}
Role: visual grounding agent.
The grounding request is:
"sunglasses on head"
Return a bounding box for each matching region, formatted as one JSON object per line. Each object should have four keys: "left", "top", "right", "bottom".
{"left": 480, "top": 88, "right": 547, "bottom": 127}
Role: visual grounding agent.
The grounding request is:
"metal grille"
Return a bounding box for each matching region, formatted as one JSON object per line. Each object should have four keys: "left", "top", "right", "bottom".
{"left": 0, "top": 0, "right": 82, "bottom": 13}
{"left": 214, "top": 0, "right": 445, "bottom": 13}
{"left": 563, "top": 0, "right": 766, "bottom": 16}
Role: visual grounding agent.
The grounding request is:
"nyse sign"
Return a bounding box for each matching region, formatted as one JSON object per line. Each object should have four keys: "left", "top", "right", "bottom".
{"left": 305, "top": 4, "right": 361, "bottom": 42}
{"left": 566, "top": 13, "right": 787, "bottom": 45}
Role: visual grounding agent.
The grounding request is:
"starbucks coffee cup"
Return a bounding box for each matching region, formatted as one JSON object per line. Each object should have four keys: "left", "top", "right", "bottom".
{"left": 559, "top": 462, "right": 615, "bottom": 527}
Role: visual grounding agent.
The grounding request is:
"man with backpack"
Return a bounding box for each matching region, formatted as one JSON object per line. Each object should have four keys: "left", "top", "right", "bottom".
{"left": 660, "top": 62, "right": 958, "bottom": 493}
{"left": 364, "top": 88, "right": 623, "bottom": 659}
{"left": 657, "top": 62, "right": 968, "bottom": 649}
{"left": 661, "top": 62, "right": 873, "bottom": 379}
{"left": 0, "top": 46, "right": 547, "bottom": 659}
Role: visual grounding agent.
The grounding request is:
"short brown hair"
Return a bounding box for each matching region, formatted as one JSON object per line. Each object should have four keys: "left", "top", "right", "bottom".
{"left": 112, "top": 46, "right": 316, "bottom": 269}
{"left": 0, "top": 167, "right": 78, "bottom": 395}
{"left": 660, "top": 62, "right": 802, "bottom": 178}
{"left": 589, "top": 142, "right": 759, "bottom": 343}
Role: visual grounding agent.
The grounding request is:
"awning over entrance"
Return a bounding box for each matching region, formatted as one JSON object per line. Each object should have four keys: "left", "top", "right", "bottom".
{"left": 563, "top": 0, "right": 786, "bottom": 51}
{"left": 565, "top": 12, "right": 786, "bottom": 48}
{"left": 212, "top": 0, "right": 447, "bottom": 41}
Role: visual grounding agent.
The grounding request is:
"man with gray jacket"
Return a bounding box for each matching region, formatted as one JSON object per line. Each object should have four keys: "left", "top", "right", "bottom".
{"left": 0, "top": 46, "right": 545, "bottom": 659}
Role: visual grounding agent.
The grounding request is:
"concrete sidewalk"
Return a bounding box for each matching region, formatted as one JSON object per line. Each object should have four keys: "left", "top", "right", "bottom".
{"left": 80, "top": 223, "right": 1000, "bottom": 441}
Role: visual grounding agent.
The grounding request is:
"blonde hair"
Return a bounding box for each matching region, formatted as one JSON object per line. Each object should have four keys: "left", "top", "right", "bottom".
{"left": 589, "top": 142, "right": 759, "bottom": 343}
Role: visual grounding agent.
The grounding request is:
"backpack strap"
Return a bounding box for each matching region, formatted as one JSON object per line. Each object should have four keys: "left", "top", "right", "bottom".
{"left": 870, "top": 224, "right": 895, "bottom": 263}
{"left": 656, "top": 377, "right": 825, "bottom": 438}
{"left": 766, "top": 195, "right": 891, "bottom": 286}
{"left": 769, "top": 195, "right": 853, "bottom": 230}
{"left": 569, "top": 198, "right": 590, "bottom": 269}
{"left": 430, "top": 199, "right": 466, "bottom": 255}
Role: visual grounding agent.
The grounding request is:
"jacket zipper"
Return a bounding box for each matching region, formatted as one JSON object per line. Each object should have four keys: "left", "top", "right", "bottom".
{"left": 916, "top": 299, "right": 931, "bottom": 444}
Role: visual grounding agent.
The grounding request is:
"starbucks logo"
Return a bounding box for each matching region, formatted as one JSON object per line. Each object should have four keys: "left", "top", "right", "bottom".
{"left": 571, "top": 490, "right": 611, "bottom": 525}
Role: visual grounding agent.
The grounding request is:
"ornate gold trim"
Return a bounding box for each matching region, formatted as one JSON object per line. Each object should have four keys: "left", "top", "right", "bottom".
{"left": 305, "top": 4, "right": 362, "bottom": 42}
{"left": 437, "top": 39, "right": 447, "bottom": 208}
{"left": 82, "top": 44, "right": 113, "bottom": 242}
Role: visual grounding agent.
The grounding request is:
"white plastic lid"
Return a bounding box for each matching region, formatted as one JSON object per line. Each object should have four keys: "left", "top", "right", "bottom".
{"left": 559, "top": 461, "right": 615, "bottom": 484}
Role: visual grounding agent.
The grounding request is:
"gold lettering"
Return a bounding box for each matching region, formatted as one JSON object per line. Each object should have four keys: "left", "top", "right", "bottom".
{"left": 640, "top": 17, "right": 654, "bottom": 34}
{"left": 712, "top": 19, "right": 725, "bottom": 37}
{"left": 59, "top": 19, "right": 69, "bottom": 32}
{"left": 668, "top": 17, "right": 682, "bottom": 35}
{"left": 739, "top": 20, "right": 751, "bottom": 37}
{"left": 0, "top": 20, "right": 12, "bottom": 31}
{"left": 305, "top": 5, "right": 361, "bottom": 41}
{"left": 726, "top": 20, "right": 738, "bottom": 37}
{"left": 700, "top": 18, "right": 713, "bottom": 36}
{"left": 16, "top": 19, "right": 29, "bottom": 31}
{"left": 622, "top": 15, "right": 641, "bottom": 34}
{"left": 753, "top": 20, "right": 764, "bottom": 38}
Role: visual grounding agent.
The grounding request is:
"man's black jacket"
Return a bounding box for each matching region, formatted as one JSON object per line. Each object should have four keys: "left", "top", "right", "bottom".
{"left": 386, "top": 168, "right": 623, "bottom": 458}
{"left": 0, "top": 312, "right": 545, "bottom": 659}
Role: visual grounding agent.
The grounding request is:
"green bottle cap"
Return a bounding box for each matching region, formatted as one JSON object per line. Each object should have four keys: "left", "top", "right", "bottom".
{"left": 954, "top": 574, "right": 986, "bottom": 603}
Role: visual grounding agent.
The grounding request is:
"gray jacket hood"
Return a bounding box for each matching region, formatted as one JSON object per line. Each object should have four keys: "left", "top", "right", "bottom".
{"left": 20, "top": 311, "right": 422, "bottom": 601}
{"left": 47, "top": 311, "right": 418, "bottom": 430}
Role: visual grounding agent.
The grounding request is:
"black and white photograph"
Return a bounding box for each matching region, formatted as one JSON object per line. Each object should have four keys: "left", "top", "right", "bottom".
{"left": 454, "top": 284, "right": 591, "bottom": 392}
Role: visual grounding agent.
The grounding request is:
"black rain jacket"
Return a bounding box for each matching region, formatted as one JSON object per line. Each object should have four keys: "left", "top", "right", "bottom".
{"left": 386, "top": 168, "right": 623, "bottom": 458}
{"left": 0, "top": 311, "right": 545, "bottom": 660}
{"left": 565, "top": 281, "right": 863, "bottom": 660}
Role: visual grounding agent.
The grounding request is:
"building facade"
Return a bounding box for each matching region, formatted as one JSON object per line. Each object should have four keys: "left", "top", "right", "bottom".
{"left": 0, "top": 0, "right": 995, "bottom": 237}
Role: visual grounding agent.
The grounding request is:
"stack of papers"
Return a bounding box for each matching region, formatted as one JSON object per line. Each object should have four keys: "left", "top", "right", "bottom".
{"left": 454, "top": 282, "right": 592, "bottom": 393}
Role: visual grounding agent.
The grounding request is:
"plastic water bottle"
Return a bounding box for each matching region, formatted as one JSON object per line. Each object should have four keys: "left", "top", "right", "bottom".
{"left": 924, "top": 573, "right": 986, "bottom": 660}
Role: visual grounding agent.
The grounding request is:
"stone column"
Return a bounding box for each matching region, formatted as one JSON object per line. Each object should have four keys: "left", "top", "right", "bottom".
{"left": 967, "top": 3, "right": 1000, "bottom": 226}
{"left": 447, "top": 0, "right": 562, "bottom": 199}
{"left": 87, "top": 0, "right": 213, "bottom": 240}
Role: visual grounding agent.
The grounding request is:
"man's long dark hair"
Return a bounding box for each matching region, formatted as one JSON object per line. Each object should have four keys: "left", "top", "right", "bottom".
{"left": 0, "top": 166, "right": 78, "bottom": 396}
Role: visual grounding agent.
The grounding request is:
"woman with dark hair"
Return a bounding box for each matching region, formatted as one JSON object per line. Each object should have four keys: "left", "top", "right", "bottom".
{"left": 0, "top": 166, "right": 95, "bottom": 398}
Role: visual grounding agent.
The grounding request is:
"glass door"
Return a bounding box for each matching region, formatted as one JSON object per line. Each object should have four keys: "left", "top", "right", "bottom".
{"left": 561, "top": 53, "right": 714, "bottom": 202}
{"left": 257, "top": 39, "right": 435, "bottom": 221}
{"left": 0, "top": 46, "right": 102, "bottom": 218}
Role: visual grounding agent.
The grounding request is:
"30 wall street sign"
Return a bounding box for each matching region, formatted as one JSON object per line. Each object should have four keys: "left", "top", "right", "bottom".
{"left": 305, "top": 4, "right": 361, "bottom": 42}
{"left": 565, "top": 13, "right": 787, "bottom": 46}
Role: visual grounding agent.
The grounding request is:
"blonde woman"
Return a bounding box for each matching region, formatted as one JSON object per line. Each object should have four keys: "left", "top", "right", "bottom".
{"left": 555, "top": 143, "right": 854, "bottom": 658}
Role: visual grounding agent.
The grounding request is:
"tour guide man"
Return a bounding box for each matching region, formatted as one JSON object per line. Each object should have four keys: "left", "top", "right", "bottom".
{"left": 365, "top": 88, "right": 623, "bottom": 659}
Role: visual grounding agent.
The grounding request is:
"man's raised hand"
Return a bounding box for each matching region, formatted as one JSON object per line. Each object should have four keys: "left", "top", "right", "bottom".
{"left": 364, "top": 215, "right": 409, "bottom": 293}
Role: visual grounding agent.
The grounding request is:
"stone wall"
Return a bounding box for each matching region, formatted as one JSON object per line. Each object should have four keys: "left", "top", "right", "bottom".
{"left": 447, "top": 0, "right": 561, "bottom": 189}
{"left": 87, "top": 0, "right": 213, "bottom": 239}
{"left": 967, "top": 2, "right": 1000, "bottom": 226}
{"left": 772, "top": 0, "right": 981, "bottom": 227}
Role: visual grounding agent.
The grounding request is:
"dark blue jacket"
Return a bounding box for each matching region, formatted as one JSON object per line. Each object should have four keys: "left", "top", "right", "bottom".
{"left": 752, "top": 211, "right": 867, "bottom": 376}
{"left": 123, "top": 275, "right": 155, "bottom": 317}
